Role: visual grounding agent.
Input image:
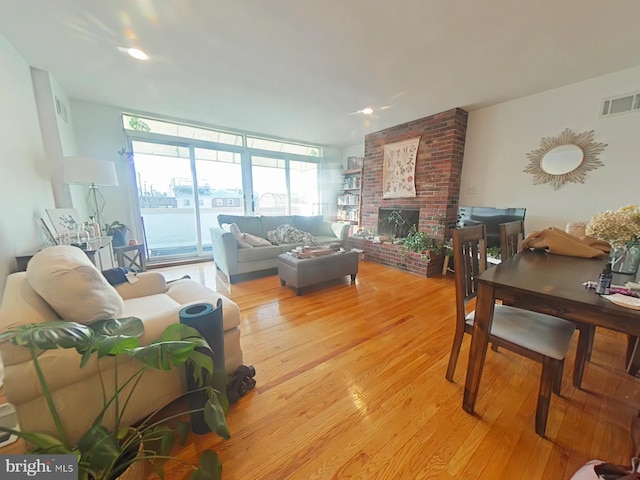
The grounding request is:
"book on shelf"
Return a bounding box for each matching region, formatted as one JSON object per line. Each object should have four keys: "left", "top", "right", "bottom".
{"left": 338, "top": 193, "right": 360, "bottom": 205}
{"left": 342, "top": 176, "right": 361, "bottom": 189}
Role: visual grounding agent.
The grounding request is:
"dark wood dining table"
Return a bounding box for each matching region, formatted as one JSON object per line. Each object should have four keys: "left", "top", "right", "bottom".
{"left": 463, "top": 249, "right": 640, "bottom": 415}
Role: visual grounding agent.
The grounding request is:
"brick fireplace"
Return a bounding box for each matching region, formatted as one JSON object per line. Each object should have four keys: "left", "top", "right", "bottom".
{"left": 349, "top": 107, "right": 468, "bottom": 277}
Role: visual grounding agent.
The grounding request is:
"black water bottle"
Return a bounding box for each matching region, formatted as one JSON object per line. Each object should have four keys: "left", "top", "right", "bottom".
{"left": 595, "top": 262, "right": 612, "bottom": 295}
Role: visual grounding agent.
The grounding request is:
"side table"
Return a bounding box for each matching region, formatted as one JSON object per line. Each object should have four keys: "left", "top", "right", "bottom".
{"left": 114, "top": 243, "right": 147, "bottom": 272}
{"left": 15, "top": 237, "right": 114, "bottom": 271}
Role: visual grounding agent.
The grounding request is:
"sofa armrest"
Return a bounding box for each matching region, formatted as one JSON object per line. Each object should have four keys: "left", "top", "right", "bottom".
{"left": 115, "top": 272, "right": 167, "bottom": 300}
{"left": 210, "top": 227, "right": 239, "bottom": 276}
{"left": 331, "top": 222, "right": 350, "bottom": 245}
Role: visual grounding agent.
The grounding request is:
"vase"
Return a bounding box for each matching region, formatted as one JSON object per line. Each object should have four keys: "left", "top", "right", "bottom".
{"left": 110, "top": 229, "right": 126, "bottom": 247}
{"left": 610, "top": 243, "right": 640, "bottom": 275}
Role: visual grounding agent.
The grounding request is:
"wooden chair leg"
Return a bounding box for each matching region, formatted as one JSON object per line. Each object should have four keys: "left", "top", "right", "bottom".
{"left": 573, "top": 327, "right": 592, "bottom": 389}
{"left": 627, "top": 336, "right": 640, "bottom": 376}
{"left": 627, "top": 336, "right": 639, "bottom": 369}
{"left": 536, "top": 356, "right": 556, "bottom": 437}
{"left": 632, "top": 410, "right": 640, "bottom": 458}
{"left": 446, "top": 328, "right": 466, "bottom": 382}
{"left": 491, "top": 343, "right": 499, "bottom": 352}
{"left": 552, "top": 359, "right": 564, "bottom": 396}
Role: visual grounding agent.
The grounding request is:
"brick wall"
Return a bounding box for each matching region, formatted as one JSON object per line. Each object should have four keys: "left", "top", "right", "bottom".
{"left": 354, "top": 107, "right": 468, "bottom": 276}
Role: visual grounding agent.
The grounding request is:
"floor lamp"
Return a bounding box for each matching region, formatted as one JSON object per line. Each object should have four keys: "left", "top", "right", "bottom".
{"left": 64, "top": 156, "right": 119, "bottom": 232}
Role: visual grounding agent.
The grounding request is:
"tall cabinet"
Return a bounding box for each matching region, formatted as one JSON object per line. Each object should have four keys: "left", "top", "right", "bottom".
{"left": 337, "top": 156, "right": 363, "bottom": 236}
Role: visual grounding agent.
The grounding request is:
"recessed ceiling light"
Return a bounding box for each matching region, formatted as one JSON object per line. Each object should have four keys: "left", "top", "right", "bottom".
{"left": 361, "top": 107, "right": 374, "bottom": 115}
{"left": 127, "top": 48, "right": 149, "bottom": 60}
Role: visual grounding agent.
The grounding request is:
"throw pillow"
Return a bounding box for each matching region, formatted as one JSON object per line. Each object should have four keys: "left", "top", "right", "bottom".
{"left": 243, "top": 233, "right": 272, "bottom": 247}
{"left": 229, "top": 223, "right": 242, "bottom": 237}
{"left": 26, "top": 245, "right": 125, "bottom": 324}
{"left": 236, "top": 238, "right": 253, "bottom": 249}
{"left": 226, "top": 222, "right": 254, "bottom": 248}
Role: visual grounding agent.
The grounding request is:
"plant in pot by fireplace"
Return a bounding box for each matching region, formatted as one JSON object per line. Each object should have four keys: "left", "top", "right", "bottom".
{"left": 401, "top": 227, "right": 446, "bottom": 263}
{"left": 0, "top": 318, "right": 230, "bottom": 480}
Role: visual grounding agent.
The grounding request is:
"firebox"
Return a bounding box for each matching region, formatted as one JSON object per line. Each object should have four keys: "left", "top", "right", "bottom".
{"left": 377, "top": 208, "right": 420, "bottom": 239}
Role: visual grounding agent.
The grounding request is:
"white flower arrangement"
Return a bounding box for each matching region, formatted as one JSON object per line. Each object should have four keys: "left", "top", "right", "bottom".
{"left": 586, "top": 205, "right": 640, "bottom": 248}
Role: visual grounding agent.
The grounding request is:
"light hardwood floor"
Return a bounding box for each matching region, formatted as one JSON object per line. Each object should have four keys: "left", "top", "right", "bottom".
{"left": 2, "top": 260, "right": 639, "bottom": 478}
{"left": 154, "top": 260, "right": 639, "bottom": 479}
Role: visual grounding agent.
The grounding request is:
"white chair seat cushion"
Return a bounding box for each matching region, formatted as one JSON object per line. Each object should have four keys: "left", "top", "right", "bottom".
{"left": 466, "top": 304, "right": 575, "bottom": 360}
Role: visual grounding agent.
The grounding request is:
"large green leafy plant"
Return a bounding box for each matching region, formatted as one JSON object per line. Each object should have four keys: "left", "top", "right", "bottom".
{"left": 401, "top": 228, "right": 447, "bottom": 263}
{"left": 0, "top": 318, "right": 229, "bottom": 480}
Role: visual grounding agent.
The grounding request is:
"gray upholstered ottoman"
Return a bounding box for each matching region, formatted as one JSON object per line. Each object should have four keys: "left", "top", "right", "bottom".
{"left": 277, "top": 251, "right": 359, "bottom": 295}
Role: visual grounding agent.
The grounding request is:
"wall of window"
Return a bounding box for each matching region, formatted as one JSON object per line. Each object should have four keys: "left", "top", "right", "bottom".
{"left": 122, "top": 114, "right": 323, "bottom": 262}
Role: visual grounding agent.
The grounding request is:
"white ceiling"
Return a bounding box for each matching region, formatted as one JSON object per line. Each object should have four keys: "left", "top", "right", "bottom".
{"left": 1, "top": 0, "right": 640, "bottom": 147}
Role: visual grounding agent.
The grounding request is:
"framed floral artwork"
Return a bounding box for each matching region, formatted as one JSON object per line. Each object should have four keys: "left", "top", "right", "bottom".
{"left": 382, "top": 137, "right": 420, "bottom": 199}
{"left": 46, "top": 208, "right": 82, "bottom": 234}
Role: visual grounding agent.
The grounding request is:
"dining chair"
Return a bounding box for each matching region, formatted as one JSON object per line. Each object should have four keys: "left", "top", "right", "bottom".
{"left": 499, "top": 220, "right": 524, "bottom": 262}
{"left": 446, "top": 224, "right": 576, "bottom": 436}
{"left": 499, "top": 220, "right": 595, "bottom": 388}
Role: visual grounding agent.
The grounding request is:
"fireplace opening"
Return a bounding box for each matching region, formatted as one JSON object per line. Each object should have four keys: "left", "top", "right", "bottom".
{"left": 378, "top": 208, "right": 420, "bottom": 238}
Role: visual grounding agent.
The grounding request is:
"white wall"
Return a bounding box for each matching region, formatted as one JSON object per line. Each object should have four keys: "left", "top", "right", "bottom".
{"left": 342, "top": 143, "right": 364, "bottom": 166}
{"left": 0, "top": 34, "right": 55, "bottom": 295}
{"left": 460, "top": 65, "right": 640, "bottom": 234}
{"left": 321, "top": 146, "right": 344, "bottom": 219}
{"left": 31, "top": 67, "right": 79, "bottom": 209}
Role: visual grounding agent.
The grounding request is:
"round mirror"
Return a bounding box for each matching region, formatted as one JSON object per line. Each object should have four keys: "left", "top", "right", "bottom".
{"left": 524, "top": 128, "right": 607, "bottom": 190}
{"left": 540, "top": 144, "right": 584, "bottom": 175}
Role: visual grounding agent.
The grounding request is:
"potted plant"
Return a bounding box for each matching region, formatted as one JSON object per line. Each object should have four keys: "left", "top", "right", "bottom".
{"left": 400, "top": 226, "right": 448, "bottom": 265}
{"left": 0, "top": 318, "right": 230, "bottom": 480}
{"left": 487, "top": 246, "right": 501, "bottom": 261}
{"left": 107, "top": 221, "right": 130, "bottom": 247}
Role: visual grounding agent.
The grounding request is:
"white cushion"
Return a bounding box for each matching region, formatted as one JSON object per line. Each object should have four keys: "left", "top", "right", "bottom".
{"left": 225, "top": 222, "right": 251, "bottom": 248}
{"left": 226, "top": 222, "right": 272, "bottom": 248}
{"left": 228, "top": 223, "right": 242, "bottom": 237}
{"left": 235, "top": 237, "right": 253, "bottom": 249}
{"left": 26, "top": 245, "right": 125, "bottom": 324}
{"left": 242, "top": 232, "right": 272, "bottom": 247}
{"left": 466, "top": 304, "right": 575, "bottom": 360}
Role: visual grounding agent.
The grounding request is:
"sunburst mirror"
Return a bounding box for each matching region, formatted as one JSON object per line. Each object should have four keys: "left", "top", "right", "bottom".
{"left": 523, "top": 128, "right": 607, "bottom": 190}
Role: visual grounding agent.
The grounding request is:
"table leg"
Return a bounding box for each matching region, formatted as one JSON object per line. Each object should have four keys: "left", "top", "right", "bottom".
{"left": 463, "top": 282, "right": 496, "bottom": 414}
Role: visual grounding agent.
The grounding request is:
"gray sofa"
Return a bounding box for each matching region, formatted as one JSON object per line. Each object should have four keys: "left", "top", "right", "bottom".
{"left": 210, "top": 214, "right": 350, "bottom": 283}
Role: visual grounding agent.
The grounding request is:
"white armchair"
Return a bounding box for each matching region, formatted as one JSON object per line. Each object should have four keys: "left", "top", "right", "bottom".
{"left": 0, "top": 245, "right": 242, "bottom": 444}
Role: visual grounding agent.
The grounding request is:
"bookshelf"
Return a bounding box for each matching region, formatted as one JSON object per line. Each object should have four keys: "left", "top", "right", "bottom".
{"left": 337, "top": 156, "right": 363, "bottom": 235}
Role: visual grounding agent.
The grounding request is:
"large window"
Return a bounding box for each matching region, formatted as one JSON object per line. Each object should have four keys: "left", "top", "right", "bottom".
{"left": 123, "top": 115, "right": 321, "bottom": 263}
{"left": 290, "top": 160, "right": 319, "bottom": 215}
{"left": 251, "top": 157, "right": 287, "bottom": 215}
{"left": 132, "top": 141, "right": 198, "bottom": 258}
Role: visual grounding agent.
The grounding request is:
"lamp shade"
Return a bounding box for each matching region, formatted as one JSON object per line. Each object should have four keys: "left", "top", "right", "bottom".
{"left": 64, "top": 156, "right": 119, "bottom": 187}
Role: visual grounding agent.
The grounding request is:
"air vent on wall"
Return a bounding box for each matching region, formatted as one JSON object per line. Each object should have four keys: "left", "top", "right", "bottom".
{"left": 601, "top": 91, "right": 640, "bottom": 117}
